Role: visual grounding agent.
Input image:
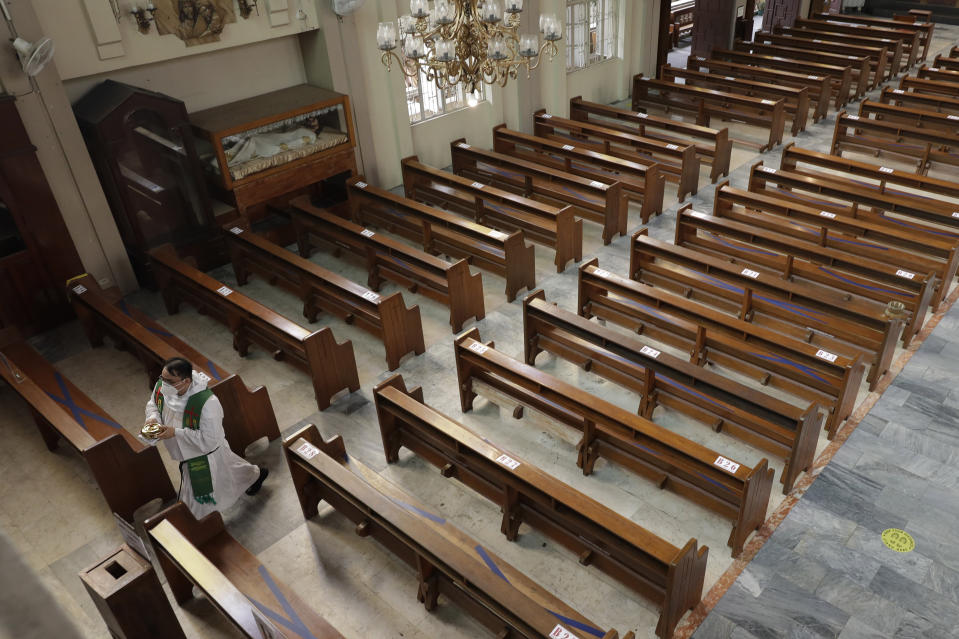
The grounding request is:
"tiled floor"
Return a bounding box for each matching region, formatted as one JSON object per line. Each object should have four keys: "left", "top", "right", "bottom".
{"left": 2, "top": 20, "right": 959, "bottom": 639}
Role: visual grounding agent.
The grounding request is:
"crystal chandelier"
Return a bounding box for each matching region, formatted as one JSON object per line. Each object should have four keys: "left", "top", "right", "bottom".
{"left": 376, "top": 0, "right": 563, "bottom": 94}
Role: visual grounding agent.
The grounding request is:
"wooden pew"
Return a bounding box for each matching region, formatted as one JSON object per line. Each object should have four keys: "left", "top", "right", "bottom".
{"left": 491, "top": 123, "right": 666, "bottom": 223}
{"left": 449, "top": 138, "right": 628, "bottom": 243}
{"left": 223, "top": 221, "right": 424, "bottom": 371}
{"left": 732, "top": 40, "right": 869, "bottom": 98}
{"left": 811, "top": 12, "right": 932, "bottom": 63}
{"left": 628, "top": 231, "right": 903, "bottom": 392}
{"left": 67, "top": 275, "right": 280, "bottom": 457}
{"left": 859, "top": 99, "right": 959, "bottom": 136}
{"left": 951, "top": 45, "right": 959, "bottom": 59}
{"left": 401, "top": 154, "right": 582, "bottom": 272}
{"left": 577, "top": 261, "right": 865, "bottom": 438}
{"left": 707, "top": 48, "right": 853, "bottom": 109}
{"left": 145, "top": 502, "right": 344, "bottom": 639}
{"left": 899, "top": 75, "right": 959, "bottom": 99}
{"left": 880, "top": 86, "right": 959, "bottom": 117}
{"left": 0, "top": 329, "right": 176, "bottom": 523}
{"left": 830, "top": 111, "right": 959, "bottom": 176}
{"left": 347, "top": 175, "right": 536, "bottom": 302}
{"left": 289, "top": 195, "right": 485, "bottom": 333}
{"left": 569, "top": 96, "right": 733, "bottom": 182}
{"left": 933, "top": 54, "right": 959, "bottom": 73}
{"left": 282, "top": 425, "right": 630, "bottom": 639}
{"left": 773, "top": 25, "right": 903, "bottom": 83}
{"left": 533, "top": 109, "right": 700, "bottom": 201}
{"left": 716, "top": 182, "right": 959, "bottom": 311}
{"left": 452, "top": 328, "right": 776, "bottom": 543}
{"left": 660, "top": 65, "right": 810, "bottom": 135}
{"left": 631, "top": 75, "right": 786, "bottom": 152}
{"left": 373, "top": 374, "right": 707, "bottom": 637}
{"left": 750, "top": 161, "right": 959, "bottom": 284}
{"left": 684, "top": 56, "right": 831, "bottom": 122}
{"left": 675, "top": 205, "right": 935, "bottom": 347}
{"left": 792, "top": 18, "right": 920, "bottom": 71}
{"left": 780, "top": 142, "right": 959, "bottom": 207}
{"left": 755, "top": 31, "right": 888, "bottom": 88}
{"left": 149, "top": 244, "right": 359, "bottom": 411}
{"left": 520, "top": 292, "right": 820, "bottom": 492}
{"left": 918, "top": 65, "right": 959, "bottom": 85}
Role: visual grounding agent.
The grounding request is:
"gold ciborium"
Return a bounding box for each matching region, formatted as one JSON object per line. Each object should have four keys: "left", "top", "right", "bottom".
{"left": 141, "top": 422, "right": 162, "bottom": 439}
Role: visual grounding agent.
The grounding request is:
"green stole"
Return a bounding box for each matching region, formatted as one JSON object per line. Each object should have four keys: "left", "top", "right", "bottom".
{"left": 153, "top": 381, "right": 217, "bottom": 504}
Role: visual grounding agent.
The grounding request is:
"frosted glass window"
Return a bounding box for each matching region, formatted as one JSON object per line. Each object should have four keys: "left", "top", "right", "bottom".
{"left": 566, "top": 0, "right": 619, "bottom": 72}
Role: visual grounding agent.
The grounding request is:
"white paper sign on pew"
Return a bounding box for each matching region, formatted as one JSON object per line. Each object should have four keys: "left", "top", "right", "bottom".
{"left": 714, "top": 456, "right": 740, "bottom": 473}
{"left": 741, "top": 268, "right": 761, "bottom": 279}
{"left": 468, "top": 342, "right": 488, "bottom": 355}
{"left": 549, "top": 625, "right": 582, "bottom": 639}
{"left": 815, "top": 349, "right": 838, "bottom": 363}
{"left": 297, "top": 441, "right": 321, "bottom": 459}
{"left": 495, "top": 454, "right": 521, "bottom": 470}
{"left": 640, "top": 345, "right": 661, "bottom": 359}
{"left": 216, "top": 286, "right": 233, "bottom": 297}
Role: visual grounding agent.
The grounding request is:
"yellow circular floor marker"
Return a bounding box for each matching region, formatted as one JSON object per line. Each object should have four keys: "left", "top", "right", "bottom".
{"left": 881, "top": 528, "right": 915, "bottom": 553}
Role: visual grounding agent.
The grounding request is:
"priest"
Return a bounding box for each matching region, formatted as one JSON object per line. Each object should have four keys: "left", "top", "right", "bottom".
{"left": 145, "top": 357, "right": 269, "bottom": 518}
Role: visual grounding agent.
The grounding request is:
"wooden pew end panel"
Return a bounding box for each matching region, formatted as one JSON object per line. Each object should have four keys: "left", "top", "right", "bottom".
{"left": 373, "top": 373, "right": 425, "bottom": 463}
{"left": 522, "top": 289, "right": 549, "bottom": 365}
{"left": 282, "top": 424, "right": 347, "bottom": 519}
{"left": 454, "top": 327, "right": 494, "bottom": 412}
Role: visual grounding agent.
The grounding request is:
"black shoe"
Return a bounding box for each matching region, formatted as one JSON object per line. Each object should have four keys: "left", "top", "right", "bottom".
{"left": 246, "top": 466, "right": 269, "bottom": 496}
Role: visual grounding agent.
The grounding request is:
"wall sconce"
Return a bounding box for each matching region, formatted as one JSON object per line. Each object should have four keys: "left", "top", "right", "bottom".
{"left": 131, "top": 3, "right": 157, "bottom": 34}
{"left": 238, "top": 0, "right": 258, "bottom": 19}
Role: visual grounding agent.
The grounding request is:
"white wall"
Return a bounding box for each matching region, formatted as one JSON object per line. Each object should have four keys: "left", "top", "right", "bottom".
{"left": 64, "top": 35, "right": 307, "bottom": 112}
{"left": 34, "top": 0, "right": 321, "bottom": 81}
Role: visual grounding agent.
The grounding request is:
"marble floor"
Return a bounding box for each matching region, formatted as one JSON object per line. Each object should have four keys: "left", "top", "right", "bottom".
{"left": 2, "top": 21, "right": 959, "bottom": 639}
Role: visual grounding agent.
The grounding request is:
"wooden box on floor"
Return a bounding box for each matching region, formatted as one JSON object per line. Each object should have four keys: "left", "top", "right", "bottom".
{"left": 80, "top": 544, "right": 186, "bottom": 639}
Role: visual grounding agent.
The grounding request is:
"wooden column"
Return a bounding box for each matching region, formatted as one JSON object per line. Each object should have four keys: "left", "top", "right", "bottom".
{"left": 762, "top": 0, "right": 801, "bottom": 32}
{"left": 692, "top": 0, "right": 739, "bottom": 58}
{"left": 656, "top": 0, "right": 672, "bottom": 78}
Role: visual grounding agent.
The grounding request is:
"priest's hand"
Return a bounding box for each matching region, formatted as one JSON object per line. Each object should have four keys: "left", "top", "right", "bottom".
{"left": 155, "top": 425, "right": 176, "bottom": 440}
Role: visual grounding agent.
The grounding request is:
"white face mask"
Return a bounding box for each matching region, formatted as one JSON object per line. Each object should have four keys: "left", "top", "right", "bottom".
{"left": 160, "top": 381, "right": 179, "bottom": 398}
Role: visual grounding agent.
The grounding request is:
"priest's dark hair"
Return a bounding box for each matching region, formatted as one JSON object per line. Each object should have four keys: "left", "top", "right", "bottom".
{"left": 163, "top": 357, "right": 193, "bottom": 381}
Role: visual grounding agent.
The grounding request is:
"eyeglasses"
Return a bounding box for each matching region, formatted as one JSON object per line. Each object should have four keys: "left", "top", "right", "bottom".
{"left": 160, "top": 375, "right": 182, "bottom": 384}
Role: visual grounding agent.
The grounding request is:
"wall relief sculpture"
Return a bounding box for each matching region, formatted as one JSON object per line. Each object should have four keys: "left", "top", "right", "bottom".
{"left": 155, "top": 0, "right": 237, "bottom": 46}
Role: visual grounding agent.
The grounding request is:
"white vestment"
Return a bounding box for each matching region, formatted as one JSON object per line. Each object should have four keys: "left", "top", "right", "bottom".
{"left": 145, "top": 371, "right": 260, "bottom": 519}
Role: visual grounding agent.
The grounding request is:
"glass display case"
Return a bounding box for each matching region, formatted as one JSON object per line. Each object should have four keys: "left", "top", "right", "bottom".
{"left": 189, "top": 85, "right": 357, "bottom": 217}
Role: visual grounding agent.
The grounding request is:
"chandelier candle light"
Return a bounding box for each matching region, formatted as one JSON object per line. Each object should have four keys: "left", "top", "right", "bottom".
{"left": 377, "top": 0, "right": 562, "bottom": 93}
